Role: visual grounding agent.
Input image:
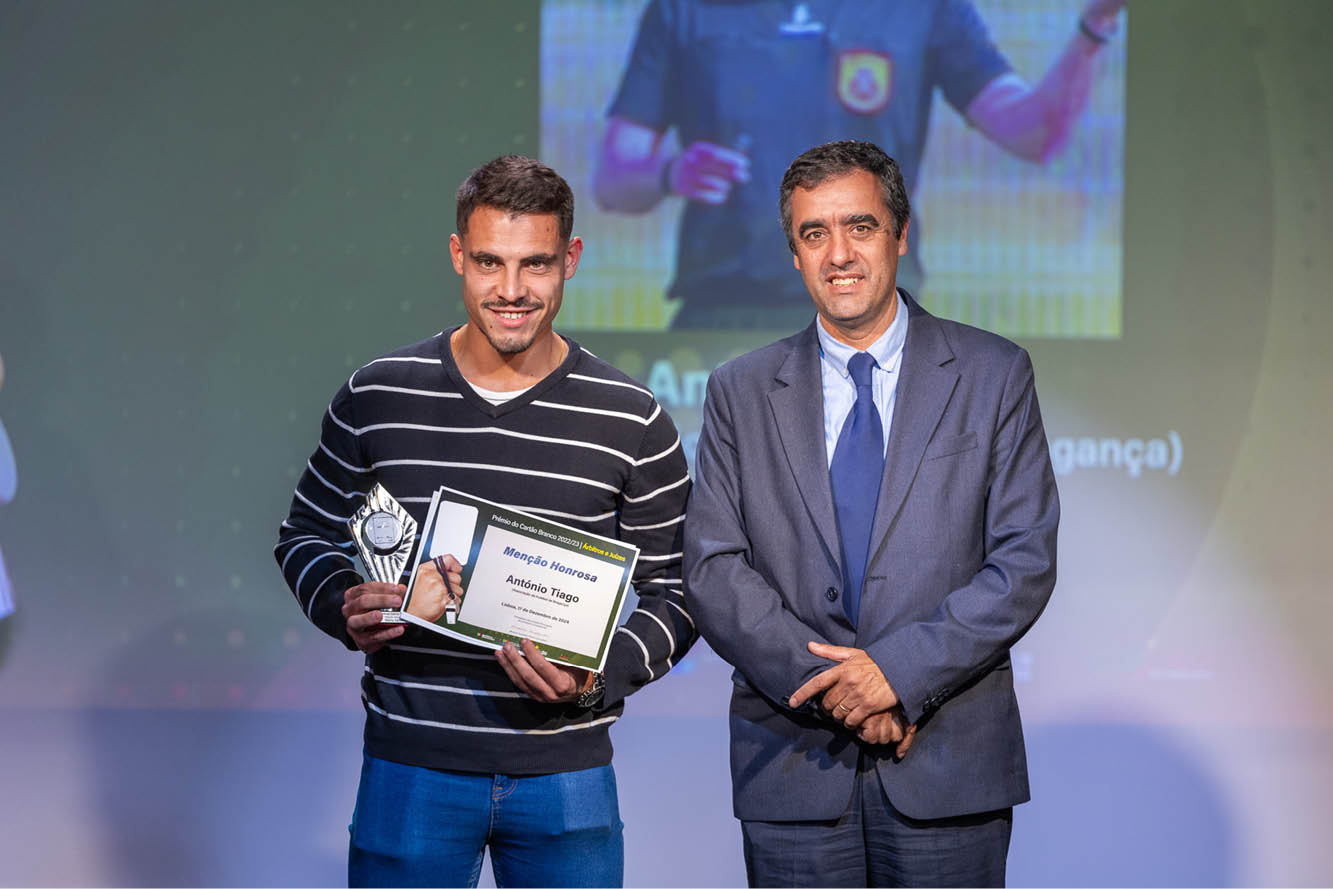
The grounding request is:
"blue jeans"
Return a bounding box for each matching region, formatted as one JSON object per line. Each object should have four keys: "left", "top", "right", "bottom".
{"left": 348, "top": 753, "right": 624, "bottom": 888}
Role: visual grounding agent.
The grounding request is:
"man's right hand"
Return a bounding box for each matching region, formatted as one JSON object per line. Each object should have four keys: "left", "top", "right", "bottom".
{"left": 666, "top": 141, "right": 751, "bottom": 204}
{"left": 342, "top": 582, "right": 406, "bottom": 653}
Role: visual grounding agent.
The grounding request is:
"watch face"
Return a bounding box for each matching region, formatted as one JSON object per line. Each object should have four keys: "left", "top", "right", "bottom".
{"left": 578, "top": 672, "right": 606, "bottom": 707}
{"left": 362, "top": 511, "right": 403, "bottom": 555}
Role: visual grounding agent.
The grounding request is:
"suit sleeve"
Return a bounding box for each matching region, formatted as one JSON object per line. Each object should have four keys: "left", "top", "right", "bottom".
{"left": 597, "top": 399, "right": 697, "bottom": 709}
{"left": 273, "top": 382, "right": 371, "bottom": 650}
{"left": 685, "top": 369, "right": 837, "bottom": 712}
{"left": 866, "top": 347, "right": 1059, "bottom": 723}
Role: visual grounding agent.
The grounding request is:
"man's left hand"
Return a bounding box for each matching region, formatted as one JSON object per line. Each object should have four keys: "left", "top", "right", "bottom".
{"left": 496, "top": 638, "right": 594, "bottom": 703}
{"left": 789, "top": 641, "right": 900, "bottom": 727}
{"left": 858, "top": 709, "right": 918, "bottom": 759}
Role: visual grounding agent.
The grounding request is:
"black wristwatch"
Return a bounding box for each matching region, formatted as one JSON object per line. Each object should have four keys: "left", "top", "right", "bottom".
{"left": 576, "top": 672, "right": 605, "bottom": 709}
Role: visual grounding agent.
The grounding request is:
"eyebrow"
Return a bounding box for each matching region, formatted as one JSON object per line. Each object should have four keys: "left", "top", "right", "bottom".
{"left": 797, "top": 213, "right": 882, "bottom": 239}
{"left": 843, "top": 213, "right": 881, "bottom": 228}
{"left": 797, "top": 219, "right": 827, "bottom": 238}
{"left": 468, "top": 251, "right": 558, "bottom": 265}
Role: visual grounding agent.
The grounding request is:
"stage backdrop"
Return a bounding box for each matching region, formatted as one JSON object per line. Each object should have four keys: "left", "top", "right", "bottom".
{"left": 1, "top": 1, "right": 1330, "bottom": 886}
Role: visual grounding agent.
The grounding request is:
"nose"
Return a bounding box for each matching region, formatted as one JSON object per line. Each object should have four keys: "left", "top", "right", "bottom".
{"left": 498, "top": 265, "right": 526, "bottom": 303}
{"left": 828, "top": 228, "right": 854, "bottom": 268}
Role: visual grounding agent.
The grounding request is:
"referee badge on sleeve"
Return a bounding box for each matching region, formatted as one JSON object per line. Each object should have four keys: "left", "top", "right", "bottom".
{"left": 836, "top": 50, "right": 892, "bottom": 114}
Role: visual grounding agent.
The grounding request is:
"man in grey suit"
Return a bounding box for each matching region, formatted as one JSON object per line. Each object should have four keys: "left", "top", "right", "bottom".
{"left": 684, "top": 140, "right": 1059, "bottom": 887}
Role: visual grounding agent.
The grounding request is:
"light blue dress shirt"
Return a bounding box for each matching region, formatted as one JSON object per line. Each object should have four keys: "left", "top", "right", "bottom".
{"left": 816, "top": 292, "right": 910, "bottom": 468}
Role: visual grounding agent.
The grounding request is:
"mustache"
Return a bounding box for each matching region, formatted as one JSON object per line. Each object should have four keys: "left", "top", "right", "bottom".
{"left": 481, "top": 298, "right": 542, "bottom": 310}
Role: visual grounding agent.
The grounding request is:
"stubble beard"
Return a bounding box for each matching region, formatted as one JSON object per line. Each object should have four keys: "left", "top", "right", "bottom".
{"left": 482, "top": 326, "right": 537, "bottom": 356}
{"left": 479, "top": 300, "right": 544, "bottom": 356}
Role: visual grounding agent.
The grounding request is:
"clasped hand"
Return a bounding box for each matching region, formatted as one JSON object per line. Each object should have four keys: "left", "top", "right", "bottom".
{"left": 789, "top": 641, "right": 917, "bottom": 758}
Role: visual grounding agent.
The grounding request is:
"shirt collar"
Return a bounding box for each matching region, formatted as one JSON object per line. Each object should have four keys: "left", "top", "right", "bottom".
{"left": 815, "top": 289, "right": 909, "bottom": 378}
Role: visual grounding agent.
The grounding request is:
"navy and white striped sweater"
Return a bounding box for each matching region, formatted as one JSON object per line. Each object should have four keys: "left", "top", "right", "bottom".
{"left": 275, "top": 330, "right": 695, "bottom": 774}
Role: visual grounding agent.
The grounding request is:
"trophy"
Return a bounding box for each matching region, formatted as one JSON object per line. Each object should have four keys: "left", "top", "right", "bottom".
{"left": 348, "top": 483, "right": 417, "bottom": 625}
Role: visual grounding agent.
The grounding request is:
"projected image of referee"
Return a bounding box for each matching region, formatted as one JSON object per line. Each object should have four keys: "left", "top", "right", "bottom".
{"left": 593, "top": 0, "right": 1124, "bottom": 329}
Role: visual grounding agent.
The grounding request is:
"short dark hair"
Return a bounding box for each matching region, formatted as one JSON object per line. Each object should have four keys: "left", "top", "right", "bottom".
{"left": 779, "top": 140, "right": 910, "bottom": 251}
{"left": 455, "top": 155, "right": 574, "bottom": 242}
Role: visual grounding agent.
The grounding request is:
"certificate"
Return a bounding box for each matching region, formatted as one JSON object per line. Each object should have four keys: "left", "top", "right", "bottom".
{"left": 399, "top": 486, "right": 639, "bottom": 672}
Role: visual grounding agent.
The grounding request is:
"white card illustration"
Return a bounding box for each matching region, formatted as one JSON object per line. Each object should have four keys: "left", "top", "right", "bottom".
{"left": 428, "top": 500, "right": 479, "bottom": 564}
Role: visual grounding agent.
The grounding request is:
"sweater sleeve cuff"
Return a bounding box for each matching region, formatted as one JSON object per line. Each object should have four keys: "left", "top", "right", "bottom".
{"left": 310, "top": 572, "right": 361, "bottom": 651}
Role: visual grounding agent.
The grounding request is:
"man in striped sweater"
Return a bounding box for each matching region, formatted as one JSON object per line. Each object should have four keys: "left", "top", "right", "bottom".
{"left": 275, "top": 156, "right": 694, "bottom": 887}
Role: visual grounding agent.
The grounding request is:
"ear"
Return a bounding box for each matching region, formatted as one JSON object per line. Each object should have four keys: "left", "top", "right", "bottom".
{"left": 792, "top": 250, "right": 802, "bottom": 273}
{"left": 896, "top": 218, "right": 910, "bottom": 257}
{"left": 563, "top": 236, "right": 584, "bottom": 280}
{"left": 449, "top": 233, "right": 465, "bottom": 275}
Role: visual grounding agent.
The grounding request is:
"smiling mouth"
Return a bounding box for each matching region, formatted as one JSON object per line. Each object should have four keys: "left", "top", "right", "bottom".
{"left": 484, "top": 303, "right": 539, "bottom": 325}
{"left": 828, "top": 276, "right": 862, "bottom": 287}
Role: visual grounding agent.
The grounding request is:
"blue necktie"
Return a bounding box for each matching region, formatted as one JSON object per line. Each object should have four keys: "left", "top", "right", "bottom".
{"left": 829, "top": 351, "right": 884, "bottom": 626}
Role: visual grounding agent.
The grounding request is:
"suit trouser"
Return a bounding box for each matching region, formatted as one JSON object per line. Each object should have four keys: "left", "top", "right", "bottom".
{"left": 740, "top": 756, "right": 1012, "bottom": 888}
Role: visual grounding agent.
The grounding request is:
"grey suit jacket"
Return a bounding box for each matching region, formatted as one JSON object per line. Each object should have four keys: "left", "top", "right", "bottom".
{"left": 684, "top": 293, "right": 1059, "bottom": 822}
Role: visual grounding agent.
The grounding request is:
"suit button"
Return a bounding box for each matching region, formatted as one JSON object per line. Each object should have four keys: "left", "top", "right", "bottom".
{"left": 825, "top": 586, "right": 839, "bottom": 602}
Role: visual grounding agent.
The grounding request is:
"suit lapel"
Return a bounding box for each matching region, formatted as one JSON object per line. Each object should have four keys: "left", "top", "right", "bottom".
{"left": 769, "top": 324, "right": 843, "bottom": 573}
{"left": 868, "top": 296, "right": 958, "bottom": 564}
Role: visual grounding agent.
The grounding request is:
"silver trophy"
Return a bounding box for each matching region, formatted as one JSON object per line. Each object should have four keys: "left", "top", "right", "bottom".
{"left": 348, "top": 483, "right": 417, "bottom": 625}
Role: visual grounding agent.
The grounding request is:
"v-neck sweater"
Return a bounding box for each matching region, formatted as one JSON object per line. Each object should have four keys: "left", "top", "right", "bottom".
{"left": 276, "top": 329, "right": 694, "bottom": 774}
